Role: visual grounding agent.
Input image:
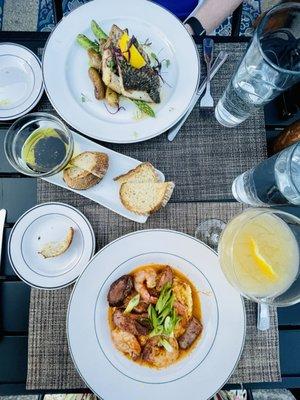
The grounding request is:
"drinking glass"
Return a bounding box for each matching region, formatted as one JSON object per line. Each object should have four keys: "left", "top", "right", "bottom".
{"left": 232, "top": 142, "right": 300, "bottom": 206}
{"left": 215, "top": 3, "right": 300, "bottom": 127}
{"left": 218, "top": 208, "right": 300, "bottom": 308}
{"left": 5, "top": 112, "right": 74, "bottom": 177}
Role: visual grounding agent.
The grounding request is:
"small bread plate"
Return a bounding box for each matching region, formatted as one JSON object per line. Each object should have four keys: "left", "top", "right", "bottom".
{"left": 44, "top": 130, "right": 165, "bottom": 224}
{"left": 8, "top": 202, "right": 95, "bottom": 289}
{"left": 0, "top": 43, "right": 44, "bottom": 121}
{"left": 42, "top": 0, "right": 200, "bottom": 143}
{"left": 68, "top": 230, "right": 246, "bottom": 400}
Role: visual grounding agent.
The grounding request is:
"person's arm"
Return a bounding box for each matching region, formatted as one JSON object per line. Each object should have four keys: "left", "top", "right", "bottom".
{"left": 185, "top": 0, "right": 243, "bottom": 35}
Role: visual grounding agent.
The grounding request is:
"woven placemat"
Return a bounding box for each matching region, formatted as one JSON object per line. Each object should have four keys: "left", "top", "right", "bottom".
{"left": 27, "top": 41, "right": 280, "bottom": 389}
{"left": 35, "top": 42, "right": 267, "bottom": 202}
{"left": 27, "top": 199, "right": 281, "bottom": 389}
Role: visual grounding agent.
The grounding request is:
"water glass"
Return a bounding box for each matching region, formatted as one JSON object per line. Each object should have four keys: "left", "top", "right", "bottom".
{"left": 215, "top": 2, "right": 300, "bottom": 127}
{"left": 232, "top": 142, "right": 300, "bottom": 206}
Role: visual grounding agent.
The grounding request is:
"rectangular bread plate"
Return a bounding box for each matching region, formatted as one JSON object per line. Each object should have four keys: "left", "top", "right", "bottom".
{"left": 42, "top": 131, "right": 165, "bottom": 223}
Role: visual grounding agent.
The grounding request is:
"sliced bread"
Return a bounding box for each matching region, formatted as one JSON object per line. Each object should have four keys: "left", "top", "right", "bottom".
{"left": 119, "top": 181, "right": 175, "bottom": 215}
{"left": 63, "top": 165, "right": 101, "bottom": 190}
{"left": 114, "top": 162, "right": 159, "bottom": 184}
{"left": 70, "top": 151, "right": 109, "bottom": 179}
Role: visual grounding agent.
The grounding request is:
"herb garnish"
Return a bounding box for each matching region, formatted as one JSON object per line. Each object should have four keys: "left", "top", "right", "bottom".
{"left": 148, "top": 283, "right": 180, "bottom": 338}
{"left": 124, "top": 294, "right": 140, "bottom": 314}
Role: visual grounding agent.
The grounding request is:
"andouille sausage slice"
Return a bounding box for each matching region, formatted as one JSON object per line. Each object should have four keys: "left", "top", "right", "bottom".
{"left": 178, "top": 317, "right": 203, "bottom": 350}
{"left": 113, "top": 309, "right": 148, "bottom": 336}
{"left": 107, "top": 275, "right": 133, "bottom": 307}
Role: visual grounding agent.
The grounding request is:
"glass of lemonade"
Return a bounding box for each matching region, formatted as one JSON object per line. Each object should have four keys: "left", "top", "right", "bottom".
{"left": 5, "top": 112, "right": 74, "bottom": 177}
{"left": 218, "top": 208, "right": 300, "bottom": 307}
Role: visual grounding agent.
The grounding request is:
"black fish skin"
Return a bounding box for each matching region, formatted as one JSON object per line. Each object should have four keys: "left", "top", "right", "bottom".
{"left": 120, "top": 62, "right": 161, "bottom": 103}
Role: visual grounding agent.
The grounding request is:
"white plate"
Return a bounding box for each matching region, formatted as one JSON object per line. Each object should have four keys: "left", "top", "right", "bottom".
{"left": 43, "top": 0, "right": 200, "bottom": 143}
{"left": 68, "top": 230, "right": 246, "bottom": 400}
{"left": 8, "top": 202, "right": 95, "bottom": 289}
{"left": 44, "top": 130, "right": 165, "bottom": 224}
{"left": 0, "top": 43, "right": 44, "bottom": 121}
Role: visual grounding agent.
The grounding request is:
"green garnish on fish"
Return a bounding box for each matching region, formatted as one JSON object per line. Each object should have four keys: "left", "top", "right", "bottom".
{"left": 131, "top": 99, "right": 155, "bottom": 117}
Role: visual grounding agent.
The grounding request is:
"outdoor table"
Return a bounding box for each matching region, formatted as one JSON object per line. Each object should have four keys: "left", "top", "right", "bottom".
{"left": 0, "top": 30, "right": 300, "bottom": 396}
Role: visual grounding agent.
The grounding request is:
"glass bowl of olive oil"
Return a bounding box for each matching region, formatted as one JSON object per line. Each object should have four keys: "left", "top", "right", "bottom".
{"left": 5, "top": 112, "right": 74, "bottom": 177}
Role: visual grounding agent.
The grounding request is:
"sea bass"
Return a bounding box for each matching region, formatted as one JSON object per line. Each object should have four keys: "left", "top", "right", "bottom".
{"left": 102, "top": 25, "right": 161, "bottom": 103}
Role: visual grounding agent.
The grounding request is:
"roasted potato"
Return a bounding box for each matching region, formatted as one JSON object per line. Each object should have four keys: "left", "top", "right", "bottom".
{"left": 87, "top": 49, "right": 102, "bottom": 70}
{"left": 88, "top": 67, "right": 105, "bottom": 100}
{"left": 105, "top": 86, "right": 119, "bottom": 108}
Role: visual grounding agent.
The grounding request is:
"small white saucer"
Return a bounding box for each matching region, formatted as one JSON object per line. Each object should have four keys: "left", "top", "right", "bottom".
{"left": 0, "top": 43, "right": 44, "bottom": 121}
{"left": 8, "top": 202, "right": 95, "bottom": 289}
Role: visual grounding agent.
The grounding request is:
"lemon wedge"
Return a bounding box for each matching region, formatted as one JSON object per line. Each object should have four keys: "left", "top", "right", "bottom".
{"left": 119, "top": 32, "right": 146, "bottom": 69}
{"left": 249, "top": 237, "right": 278, "bottom": 281}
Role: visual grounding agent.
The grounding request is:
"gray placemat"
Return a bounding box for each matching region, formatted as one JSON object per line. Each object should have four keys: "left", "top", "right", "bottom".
{"left": 35, "top": 42, "right": 267, "bottom": 202}
{"left": 27, "top": 41, "right": 279, "bottom": 389}
{"left": 27, "top": 200, "right": 281, "bottom": 389}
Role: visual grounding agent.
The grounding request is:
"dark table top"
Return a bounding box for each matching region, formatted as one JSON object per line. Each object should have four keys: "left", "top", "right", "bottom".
{"left": 0, "top": 31, "right": 300, "bottom": 396}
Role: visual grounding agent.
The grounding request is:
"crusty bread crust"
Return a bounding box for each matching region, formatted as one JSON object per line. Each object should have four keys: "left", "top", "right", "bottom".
{"left": 114, "top": 162, "right": 159, "bottom": 184}
{"left": 119, "top": 181, "right": 175, "bottom": 215}
{"left": 70, "top": 151, "right": 109, "bottom": 179}
{"left": 63, "top": 166, "right": 101, "bottom": 190}
{"left": 63, "top": 151, "right": 109, "bottom": 190}
{"left": 38, "top": 227, "right": 74, "bottom": 258}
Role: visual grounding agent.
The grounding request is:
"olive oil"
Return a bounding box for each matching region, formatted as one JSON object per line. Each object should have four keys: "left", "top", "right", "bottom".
{"left": 22, "top": 127, "right": 68, "bottom": 173}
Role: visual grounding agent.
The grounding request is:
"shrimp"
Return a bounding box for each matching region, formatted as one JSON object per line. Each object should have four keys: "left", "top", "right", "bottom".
{"left": 156, "top": 265, "right": 173, "bottom": 291}
{"left": 111, "top": 328, "right": 141, "bottom": 360}
{"left": 142, "top": 336, "right": 179, "bottom": 368}
{"left": 133, "top": 268, "right": 157, "bottom": 303}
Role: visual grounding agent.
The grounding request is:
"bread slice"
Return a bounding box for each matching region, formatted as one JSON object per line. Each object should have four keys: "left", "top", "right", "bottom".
{"left": 63, "top": 151, "right": 109, "bottom": 190}
{"left": 70, "top": 151, "right": 109, "bottom": 179}
{"left": 114, "top": 162, "right": 159, "bottom": 185}
{"left": 63, "top": 165, "right": 101, "bottom": 190}
{"left": 119, "top": 181, "right": 175, "bottom": 215}
{"left": 38, "top": 227, "right": 74, "bottom": 258}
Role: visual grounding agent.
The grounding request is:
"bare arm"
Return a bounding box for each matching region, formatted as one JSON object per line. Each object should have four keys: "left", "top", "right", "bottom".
{"left": 186, "top": 0, "right": 243, "bottom": 34}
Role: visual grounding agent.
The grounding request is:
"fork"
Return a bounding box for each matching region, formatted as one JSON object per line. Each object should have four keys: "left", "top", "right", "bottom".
{"left": 200, "top": 38, "right": 214, "bottom": 108}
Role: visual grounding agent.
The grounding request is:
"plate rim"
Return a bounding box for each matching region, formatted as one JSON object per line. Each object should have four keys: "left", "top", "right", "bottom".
{"left": 0, "top": 42, "right": 44, "bottom": 121}
{"left": 8, "top": 202, "right": 96, "bottom": 290}
{"left": 42, "top": 0, "right": 200, "bottom": 144}
{"left": 67, "top": 228, "right": 246, "bottom": 399}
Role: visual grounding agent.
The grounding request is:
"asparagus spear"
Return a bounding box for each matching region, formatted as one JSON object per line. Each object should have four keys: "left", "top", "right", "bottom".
{"left": 76, "top": 34, "right": 99, "bottom": 52}
{"left": 132, "top": 99, "right": 155, "bottom": 118}
{"left": 91, "top": 20, "right": 108, "bottom": 41}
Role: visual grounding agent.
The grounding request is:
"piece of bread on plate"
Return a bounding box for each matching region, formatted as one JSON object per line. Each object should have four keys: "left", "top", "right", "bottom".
{"left": 114, "top": 162, "right": 159, "bottom": 184}
{"left": 119, "top": 181, "right": 175, "bottom": 215}
{"left": 63, "top": 166, "right": 101, "bottom": 190}
{"left": 38, "top": 227, "right": 74, "bottom": 258}
{"left": 63, "top": 151, "right": 109, "bottom": 190}
{"left": 70, "top": 151, "right": 109, "bottom": 179}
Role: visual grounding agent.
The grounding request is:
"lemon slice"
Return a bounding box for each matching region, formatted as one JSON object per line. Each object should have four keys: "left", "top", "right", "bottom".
{"left": 119, "top": 32, "right": 146, "bottom": 69}
{"left": 249, "top": 237, "right": 278, "bottom": 281}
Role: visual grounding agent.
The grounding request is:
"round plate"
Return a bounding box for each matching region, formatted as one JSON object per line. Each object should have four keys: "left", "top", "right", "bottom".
{"left": 8, "top": 202, "right": 95, "bottom": 289}
{"left": 0, "top": 43, "right": 44, "bottom": 121}
{"left": 68, "top": 230, "right": 245, "bottom": 400}
{"left": 43, "top": 0, "right": 200, "bottom": 143}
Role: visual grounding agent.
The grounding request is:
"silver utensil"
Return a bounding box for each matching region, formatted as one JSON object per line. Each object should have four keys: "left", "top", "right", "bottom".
{"left": 257, "top": 302, "right": 270, "bottom": 331}
{"left": 167, "top": 51, "right": 228, "bottom": 142}
{"left": 0, "top": 209, "right": 6, "bottom": 267}
{"left": 200, "top": 38, "right": 214, "bottom": 108}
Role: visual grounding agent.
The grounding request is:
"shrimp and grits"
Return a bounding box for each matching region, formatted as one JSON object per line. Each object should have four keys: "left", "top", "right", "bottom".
{"left": 107, "top": 264, "right": 203, "bottom": 368}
